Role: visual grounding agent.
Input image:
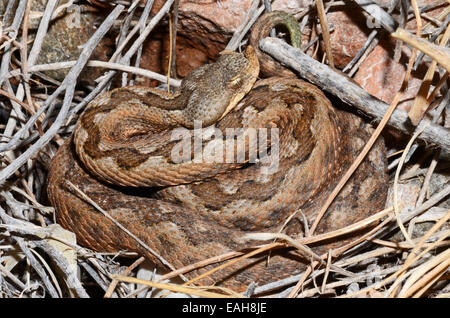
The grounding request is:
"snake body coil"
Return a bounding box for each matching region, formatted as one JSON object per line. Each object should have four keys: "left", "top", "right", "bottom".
{"left": 47, "top": 12, "right": 388, "bottom": 291}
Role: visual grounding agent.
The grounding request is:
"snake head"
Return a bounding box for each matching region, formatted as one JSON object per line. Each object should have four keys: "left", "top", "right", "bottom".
{"left": 180, "top": 46, "right": 260, "bottom": 128}
{"left": 220, "top": 46, "right": 260, "bottom": 118}
{"left": 219, "top": 46, "right": 259, "bottom": 118}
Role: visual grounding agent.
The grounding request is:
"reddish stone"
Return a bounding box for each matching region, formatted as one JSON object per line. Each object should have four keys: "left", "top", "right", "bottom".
{"left": 327, "top": 9, "right": 372, "bottom": 69}
{"left": 353, "top": 39, "right": 426, "bottom": 111}
{"left": 354, "top": 0, "right": 446, "bottom": 111}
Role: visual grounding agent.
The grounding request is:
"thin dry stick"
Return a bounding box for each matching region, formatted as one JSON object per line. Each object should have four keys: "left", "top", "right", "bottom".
{"left": 19, "top": 0, "right": 34, "bottom": 112}
{"left": 371, "top": 236, "right": 450, "bottom": 250}
{"left": 7, "top": 60, "right": 181, "bottom": 87}
{"left": 119, "top": 1, "right": 139, "bottom": 87}
{"left": 427, "top": 71, "right": 450, "bottom": 105}
{"left": 315, "top": 0, "right": 334, "bottom": 68}
{"left": 346, "top": 31, "right": 378, "bottom": 76}
{"left": 331, "top": 214, "right": 394, "bottom": 261}
{"left": 130, "top": 0, "right": 154, "bottom": 86}
{"left": 67, "top": 0, "right": 176, "bottom": 118}
{"left": 27, "top": 0, "right": 59, "bottom": 66}
{"left": 414, "top": 13, "right": 450, "bottom": 70}
{"left": 288, "top": 211, "right": 396, "bottom": 297}
{"left": 169, "top": 0, "right": 180, "bottom": 79}
{"left": 122, "top": 0, "right": 175, "bottom": 65}
{"left": 246, "top": 223, "right": 434, "bottom": 296}
{"left": 320, "top": 251, "right": 333, "bottom": 294}
{"left": 298, "top": 265, "right": 404, "bottom": 297}
{"left": 0, "top": 34, "right": 23, "bottom": 50}
{"left": 27, "top": 245, "right": 63, "bottom": 297}
{"left": 0, "top": 0, "right": 27, "bottom": 86}
{"left": 405, "top": 0, "right": 425, "bottom": 123}
{"left": 288, "top": 260, "right": 317, "bottom": 298}
{"left": 225, "top": 0, "right": 264, "bottom": 51}
{"left": 425, "top": 70, "right": 449, "bottom": 106}
{"left": 0, "top": 89, "right": 35, "bottom": 116}
{"left": 15, "top": 237, "right": 60, "bottom": 297}
{"left": 411, "top": 0, "right": 423, "bottom": 38}
{"left": 167, "top": 4, "right": 174, "bottom": 92}
{"left": 0, "top": 263, "right": 27, "bottom": 291}
{"left": 256, "top": 206, "right": 394, "bottom": 246}
{"left": 410, "top": 257, "right": 450, "bottom": 298}
{"left": 0, "top": 1, "right": 28, "bottom": 162}
{"left": 30, "top": 239, "right": 89, "bottom": 298}
{"left": 386, "top": 236, "right": 447, "bottom": 297}
{"left": 104, "top": 256, "right": 145, "bottom": 298}
{"left": 290, "top": 215, "right": 402, "bottom": 298}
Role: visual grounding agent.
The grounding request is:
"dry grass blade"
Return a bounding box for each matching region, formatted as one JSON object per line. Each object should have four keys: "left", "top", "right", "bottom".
{"left": 111, "top": 274, "right": 242, "bottom": 298}
{"left": 391, "top": 27, "right": 450, "bottom": 73}
{"left": 181, "top": 242, "right": 283, "bottom": 287}
{"left": 342, "top": 210, "right": 450, "bottom": 297}
{"left": 398, "top": 248, "right": 450, "bottom": 297}
{"left": 246, "top": 207, "right": 393, "bottom": 246}
{"left": 408, "top": 22, "right": 450, "bottom": 125}
{"left": 182, "top": 206, "right": 392, "bottom": 294}
{"left": 243, "top": 232, "right": 351, "bottom": 276}
{"left": 154, "top": 250, "right": 249, "bottom": 284}
{"left": 390, "top": 209, "right": 450, "bottom": 297}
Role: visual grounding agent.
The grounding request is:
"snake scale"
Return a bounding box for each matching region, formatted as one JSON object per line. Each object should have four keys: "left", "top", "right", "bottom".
{"left": 46, "top": 12, "right": 388, "bottom": 292}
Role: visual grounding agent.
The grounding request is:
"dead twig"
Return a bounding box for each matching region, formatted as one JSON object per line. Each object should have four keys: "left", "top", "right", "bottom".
{"left": 259, "top": 37, "right": 450, "bottom": 159}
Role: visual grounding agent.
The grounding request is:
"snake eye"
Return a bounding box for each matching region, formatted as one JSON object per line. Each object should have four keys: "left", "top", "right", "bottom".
{"left": 228, "top": 76, "right": 243, "bottom": 89}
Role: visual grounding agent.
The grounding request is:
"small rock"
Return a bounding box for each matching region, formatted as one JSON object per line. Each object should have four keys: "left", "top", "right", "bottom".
{"left": 346, "top": 282, "right": 360, "bottom": 294}
{"left": 327, "top": 8, "right": 372, "bottom": 69}
{"left": 354, "top": 0, "right": 446, "bottom": 111}
{"left": 354, "top": 39, "right": 427, "bottom": 112}
{"left": 1, "top": 0, "right": 112, "bottom": 83}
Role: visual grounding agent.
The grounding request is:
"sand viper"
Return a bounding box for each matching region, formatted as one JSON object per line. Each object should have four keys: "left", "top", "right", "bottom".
{"left": 47, "top": 11, "right": 388, "bottom": 292}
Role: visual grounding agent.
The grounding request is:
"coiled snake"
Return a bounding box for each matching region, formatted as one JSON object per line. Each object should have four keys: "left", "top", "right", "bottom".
{"left": 47, "top": 12, "right": 388, "bottom": 292}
